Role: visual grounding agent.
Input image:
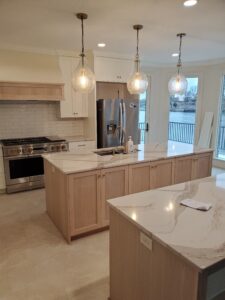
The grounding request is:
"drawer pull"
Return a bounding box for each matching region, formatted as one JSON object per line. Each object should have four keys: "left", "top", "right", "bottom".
{"left": 78, "top": 144, "right": 86, "bottom": 147}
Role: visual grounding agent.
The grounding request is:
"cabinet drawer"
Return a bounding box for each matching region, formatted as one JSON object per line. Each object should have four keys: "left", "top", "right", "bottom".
{"left": 69, "top": 141, "right": 96, "bottom": 151}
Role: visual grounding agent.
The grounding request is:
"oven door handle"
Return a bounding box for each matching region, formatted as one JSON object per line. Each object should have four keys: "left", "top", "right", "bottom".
{"left": 4, "top": 154, "right": 42, "bottom": 160}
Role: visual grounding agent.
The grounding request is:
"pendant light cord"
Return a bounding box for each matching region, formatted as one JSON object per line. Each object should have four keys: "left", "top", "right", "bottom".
{"left": 81, "top": 17, "right": 85, "bottom": 67}
{"left": 177, "top": 34, "right": 184, "bottom": 75}
{"left": 135, "top": 28, "right": 140, "bottom": 72}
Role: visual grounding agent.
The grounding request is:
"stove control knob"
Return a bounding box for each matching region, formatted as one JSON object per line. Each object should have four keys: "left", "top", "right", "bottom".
{"left": 56, "top": 145, "right": 62, "bottom": 152}
{"left": 50, "top": 145, "right": 56, "bottom": 152}
{"left": 61, "top": 144, "right": 67, "bottom": 151}
{"left": 17, "top": 148, "right": 22, "bottom": 155}
{"left": 27, "top": 147, "right": 33, "bottom": 154}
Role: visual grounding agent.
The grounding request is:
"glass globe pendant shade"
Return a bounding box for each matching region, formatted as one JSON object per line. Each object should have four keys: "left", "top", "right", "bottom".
{"left": 168, "top": 73, "right": 188, "bottom": 96}
{"left": 72, "top": 58, "right": 95, "bottom": 93}
{"left": 127, "top": 70, "right": 148, "bottom": 95}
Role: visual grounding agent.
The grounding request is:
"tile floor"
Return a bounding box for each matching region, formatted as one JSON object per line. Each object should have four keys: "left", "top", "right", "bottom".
{"left": 0, "top": 167, "right": 224, "bottom": 299}
{"left": 0, "top": 189, "right": 109, "bottom": 300}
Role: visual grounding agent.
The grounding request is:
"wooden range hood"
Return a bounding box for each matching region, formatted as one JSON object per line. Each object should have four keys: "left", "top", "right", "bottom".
{"left": 0, "top": 81, "right": 64, "bottom": 101}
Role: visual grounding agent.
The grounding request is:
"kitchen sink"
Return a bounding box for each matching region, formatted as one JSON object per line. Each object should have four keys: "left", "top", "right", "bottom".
{"left": 94, "top": 149, "right": 125, "bottom": 156}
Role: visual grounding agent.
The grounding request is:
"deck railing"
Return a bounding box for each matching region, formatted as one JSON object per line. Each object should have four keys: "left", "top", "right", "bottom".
{"left": 139, "top": 121, "right": 225, "bottom": 151}
{"left": 217, "top": 126, "right": 225, "bottom": 152}
{"left": 168, "top": 122, "right": 195, "bottom": 144}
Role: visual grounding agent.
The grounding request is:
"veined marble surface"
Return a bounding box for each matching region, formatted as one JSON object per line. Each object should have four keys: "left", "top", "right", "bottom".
{"left": 43, "top": 141, "right": 213, "bottom": 174}
{"left": 108, "top": 173, "right": 225, "bottom": 270}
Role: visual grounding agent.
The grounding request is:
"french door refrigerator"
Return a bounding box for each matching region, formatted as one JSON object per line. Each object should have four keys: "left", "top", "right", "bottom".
{"left": 97, "top": 98, "right": 140, "bottom": 148}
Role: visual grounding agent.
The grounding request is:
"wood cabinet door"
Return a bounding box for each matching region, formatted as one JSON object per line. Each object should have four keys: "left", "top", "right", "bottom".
{"left": 192, "top": 152, "right": 212, "bottom": 180}
{"left": 72, "top": 90, "right": 88, "bottom": 118}
{"left": 68, "top": 170, "right": 101, "bottom": 236}
{"left": 174, "top": 156, "right": 193, "bottom": 184}
{"left": 95, "top": 57, "right": 132, "bottom": 82}
{"left": 101, "top": 166, "right": 129, "bottom": 226}
{"left": 129, "top": 162, "right": 151, "bottom": 194}
{"left": 150, "top": 159, "right": 174, "bottom": 189}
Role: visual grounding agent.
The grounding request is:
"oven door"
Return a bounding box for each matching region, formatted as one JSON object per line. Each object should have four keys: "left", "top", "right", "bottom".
{"left": 4, "top": 154, "right": 44, "bottom": 186}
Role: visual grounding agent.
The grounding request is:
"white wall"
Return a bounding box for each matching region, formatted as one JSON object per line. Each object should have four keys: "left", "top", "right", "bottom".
{"left": 143, "top": 61, "right": 225, "bottom": 167}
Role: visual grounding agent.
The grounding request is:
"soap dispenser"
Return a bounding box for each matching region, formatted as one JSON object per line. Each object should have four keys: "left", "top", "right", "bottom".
{"left": 126, "top": 136, "right": 134, "bottom": 153}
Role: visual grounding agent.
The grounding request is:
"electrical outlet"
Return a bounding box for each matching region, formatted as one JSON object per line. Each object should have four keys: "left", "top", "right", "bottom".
{"left": 140, "top": 232, "right": 152, "bottom": 251}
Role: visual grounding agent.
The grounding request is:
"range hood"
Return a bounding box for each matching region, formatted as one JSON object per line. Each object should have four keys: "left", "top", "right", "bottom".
{"left": 0, "top": 49, "right": 64, "bottom": 101}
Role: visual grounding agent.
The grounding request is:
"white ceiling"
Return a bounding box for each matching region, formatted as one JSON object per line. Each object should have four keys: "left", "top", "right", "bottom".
{"left": 0, "top": 0, "right": 225, "bottom": 65}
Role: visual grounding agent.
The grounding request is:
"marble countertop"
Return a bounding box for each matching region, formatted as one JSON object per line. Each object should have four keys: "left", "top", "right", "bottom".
{"left": 43, "top": 141, "right": 213, "bottom": 175}
{"left": 108, "top": 173, "right": 225, "bottom": 271}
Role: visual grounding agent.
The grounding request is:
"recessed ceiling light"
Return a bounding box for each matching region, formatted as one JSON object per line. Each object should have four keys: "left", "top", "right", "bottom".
{"left": 172, "top": 53, "right": 179, "bottom": 57}
{"left": 97, "top": 43, "right": 106, "bottom": 48}
{"left": 183, "top": 0, "right": 198, "bottom": 7}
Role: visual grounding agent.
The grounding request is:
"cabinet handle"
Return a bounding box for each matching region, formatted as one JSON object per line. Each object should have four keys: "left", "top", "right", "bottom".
{"left": 78, "top": 144, "right": 86, "bottom": 147}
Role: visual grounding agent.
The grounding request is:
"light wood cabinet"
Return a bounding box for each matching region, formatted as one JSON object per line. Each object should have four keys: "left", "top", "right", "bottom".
{"left": 150, "top": 159, "right": 174, "bottom": 189}
{"left": 174, "top": 155, "right": 193, "bottom": 184}
{"left": 95, "top": 56, "right": 132, "bottom": 83}
{"left": 44, "top": 151, "right": 213, "bottom": 242}
{"left": 174, "top": 152, "right": 212, "bottom": 184}
{"left": 59, "top": 56, "right": 88, "bottom": 118}
{"left": 101, "top": 166, "right": 129, "bottom": 226}
{"left": 68, "top": 170, "right": 101, "bottom": 236}
{"left": 192, "top": 152, "right": 212, "bottom": 180}
{"left": 129, "top": 162, "right": 151, "bottom": 194}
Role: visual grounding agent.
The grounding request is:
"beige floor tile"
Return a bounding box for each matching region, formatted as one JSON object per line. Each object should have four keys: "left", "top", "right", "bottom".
{"left": 0, "top": 189, "right": 109, "bottom": 300}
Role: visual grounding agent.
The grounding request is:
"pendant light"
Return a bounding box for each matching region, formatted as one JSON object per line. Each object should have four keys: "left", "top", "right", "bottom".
{"left": 72, "top": 13, "right": 95, "bottom": 93}
{"left": 168, "top": 33, "right": 188, "bottom": 96}
{"left": 127, "top": 25, "right": 148, "bottom": 95}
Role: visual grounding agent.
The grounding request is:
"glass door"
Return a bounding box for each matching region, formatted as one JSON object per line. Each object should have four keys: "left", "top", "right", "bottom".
{"left": 168, "top": 77, "right": 199, "bottom": 145}
{"left": 216, "top": 76, "right": 225, "bottom": 160}
{"left": 138, "top": 91, "right": 148, "bottom": 144}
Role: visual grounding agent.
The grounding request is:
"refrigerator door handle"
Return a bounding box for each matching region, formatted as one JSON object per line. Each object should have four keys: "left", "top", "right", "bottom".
{"left": 119, "top": 101, "right": 123, "bottom": 145}
{"left": 122, "top": 101, "right": 126, "bottom": 145}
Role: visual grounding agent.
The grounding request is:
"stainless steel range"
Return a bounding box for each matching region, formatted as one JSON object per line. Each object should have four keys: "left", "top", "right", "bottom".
{"left": 1, "top": 136, "right": 68, "bottom": 193}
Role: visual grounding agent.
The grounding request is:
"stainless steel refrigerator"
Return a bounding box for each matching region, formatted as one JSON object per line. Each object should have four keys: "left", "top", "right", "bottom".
{"left": 97, "top": 98, "right": 140, "bottom": 148}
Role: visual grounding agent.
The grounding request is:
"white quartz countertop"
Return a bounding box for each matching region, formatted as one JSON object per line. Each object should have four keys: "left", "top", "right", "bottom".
{"left": 108, "top": 173, "right": 225, "bottom": 271}
{"left": 43, "top": 141, "right": 213, "bottom": 175}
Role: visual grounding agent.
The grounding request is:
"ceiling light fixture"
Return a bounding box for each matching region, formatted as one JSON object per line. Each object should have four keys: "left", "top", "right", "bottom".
{"left": 72, "top": 13, "right": 95, "bottom": 93}
{"left": 172, "top": 53, "right": 179, "bottom": 57}
{"left": 183, "top": 0, "right": 198, "bottom": 7}
{"left": 168, "top": 33, "right": 188, "bottom": 96}
{"left": 127, "top": 25, "right": 148, "bottom": 95}
{"left": 98, "top": 43, "right": 106, "bottom": 48}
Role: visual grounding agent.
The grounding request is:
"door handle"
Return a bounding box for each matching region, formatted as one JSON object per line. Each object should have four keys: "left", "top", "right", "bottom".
{"left": 146, "top": 123, "right": 149, "bottom": 132}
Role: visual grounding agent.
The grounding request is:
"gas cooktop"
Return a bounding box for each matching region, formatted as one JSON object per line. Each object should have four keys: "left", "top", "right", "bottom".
{"left": 1, "top": 136, "right": 66, "bottom": 146}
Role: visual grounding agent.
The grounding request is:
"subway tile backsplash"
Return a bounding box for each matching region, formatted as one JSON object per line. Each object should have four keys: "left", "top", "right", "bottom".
{"left": 0, "top": 102, "right": 84, "bottom": 139}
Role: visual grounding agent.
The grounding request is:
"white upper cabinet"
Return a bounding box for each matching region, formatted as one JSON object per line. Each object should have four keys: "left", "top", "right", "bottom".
{"left": 59, "top": 56, "right": 88, "bottom": 118}
{"left": 94, "top": 56, "right": 132, "bottom": 83}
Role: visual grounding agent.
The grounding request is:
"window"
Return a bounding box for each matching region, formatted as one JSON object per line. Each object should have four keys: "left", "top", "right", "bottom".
{"left": 216, "top": 76, "right": 225, "bottom": 160}
{"left": 168, "top": 77, "right": 199, "bottom": 145}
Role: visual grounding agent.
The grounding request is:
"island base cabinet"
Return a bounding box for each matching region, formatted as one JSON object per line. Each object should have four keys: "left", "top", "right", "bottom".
{"left": 150, "top": 159, "right": 174, "bottom": 189}
{"left": 128, "top": 162, "right": 151, "bottom": 194}
{"left": 110, "top": 208, "right": 200, "bottom": 300}
{"left": 192, "top": 152, "right": 212, "bottom": 180}
{"left": 101, "top": 166, "right": 129, "bottom": 226}
{"left": 174, "top": 155, "right": 193, "bottom": 184}
{"left": 68, "top": 171, "right": 101, "bottom": 237}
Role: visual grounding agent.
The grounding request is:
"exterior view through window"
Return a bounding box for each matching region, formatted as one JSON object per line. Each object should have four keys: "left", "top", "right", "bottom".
{"left": 168, "top": 77, "right": 199, "bottom": 145}
{"left": 216, "top": 76, "right": 225, "bottom": 160}
{"left": 138, "top": 92, "right": 147, "bottom": 144}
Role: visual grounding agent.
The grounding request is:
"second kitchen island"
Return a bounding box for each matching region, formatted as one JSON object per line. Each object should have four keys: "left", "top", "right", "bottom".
{"left": 43, "top": 142, "right": 213, "bottom": 242}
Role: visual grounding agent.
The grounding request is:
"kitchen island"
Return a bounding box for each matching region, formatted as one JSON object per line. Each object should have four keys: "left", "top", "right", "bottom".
{"left": 108, "top": 173, "right": 225, "bottom": 300}
{"left": 43, "top": 142, "right": 213, "bottom": 242}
